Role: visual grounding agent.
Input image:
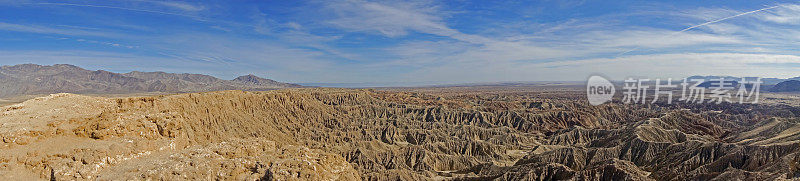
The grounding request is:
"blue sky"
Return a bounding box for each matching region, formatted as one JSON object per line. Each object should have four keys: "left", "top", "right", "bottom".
{"left": 0, "top": 0, "right": 799, "bottom": 85}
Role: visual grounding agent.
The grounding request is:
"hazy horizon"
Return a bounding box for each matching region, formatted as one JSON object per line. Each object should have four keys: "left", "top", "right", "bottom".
{"left": 2, "top": 63, "right": 798, "bottom": 88}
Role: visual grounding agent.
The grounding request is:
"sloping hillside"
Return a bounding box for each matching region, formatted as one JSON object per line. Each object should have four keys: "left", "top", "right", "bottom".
{"left": 0, "top": 64, "right": 301, "bottom": 98}
{"left": 772, "top": 80, "right": 800, "bottom": 92}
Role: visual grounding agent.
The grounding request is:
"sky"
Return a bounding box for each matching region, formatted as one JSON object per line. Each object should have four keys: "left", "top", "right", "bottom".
{"left": 0, "top": 0, "right": 799, "bottom": 85}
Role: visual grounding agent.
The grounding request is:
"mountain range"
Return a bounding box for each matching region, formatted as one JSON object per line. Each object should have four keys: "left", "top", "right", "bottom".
{"left": 0, "top": 64, "right": 301, "bottom": 98}
{"left": 771, "top": 80, "right": 800, "bottom": 92}
{"left": 686, "top": 75, "right": 800, "bottom": 92}
{"left": 687, "top": 75, "right": 800, "bottom": 85}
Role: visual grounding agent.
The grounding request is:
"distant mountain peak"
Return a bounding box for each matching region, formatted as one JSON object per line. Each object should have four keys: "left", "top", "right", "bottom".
{"left": 0, "top": 63, "right": 302, "bottom": 98}
{"left": 232, "top": 74, "right": 301, "bottom": 88}
{"left": 235, "top": 74, "right": 259, "bottom": 79}
{"left": 771, "top": 80, "right": 800, "bottom": 92}
{"left": 687, "top": 75, "right": 800, "bottom": 85}
{"left": 233, "top": 74, "right": 270, "bottom": 83}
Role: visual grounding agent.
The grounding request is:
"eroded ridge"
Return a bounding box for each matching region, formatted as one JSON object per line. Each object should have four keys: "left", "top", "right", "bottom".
{"left": 1, "top": 88, "right": 799, "bottom": 180}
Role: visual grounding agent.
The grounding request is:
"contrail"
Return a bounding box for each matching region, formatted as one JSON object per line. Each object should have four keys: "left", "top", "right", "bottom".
{"left": 616, "top": 4, "right": 782, "bottom": 57}
{"left": 31, "top": 2, "right": 209, "bottom": 22}
{"left": 28, "top": 2, "right": 261, "bottom": 30}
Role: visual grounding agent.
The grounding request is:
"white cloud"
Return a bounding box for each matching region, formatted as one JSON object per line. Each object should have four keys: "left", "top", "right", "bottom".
{"left": 678, "top": 4, "right": 800, "bottom": 54}
{"left": 3, "top": 1, "right": 800, "bottom": 85}
{"left": 286, "top": 22, "right": 302, "bottom": 30}
{"left": 321, "top": 0, "right": 494, "bottom": 44}
{"left": 0, "top": 50, "right": 184, "bottom": 73}
{"left": 147, "top": 1, "right": 205, "bottom": 12}
{"left": 0, "top": 22, "right": 121, "bottom": 37}
{"left": 323, "top": 0, "right": 446, "bottom": 37}
{"left": 313, "top": 1, "right": 800, "bottom": 83}
{"left": 398, "top": 53, "right": 800, "bottom": 83}
{"left": 757, "top": 4, "right": 800, "bottom": 25}
{"left": 585, "top": 30, "right": 742, "bottom": 49}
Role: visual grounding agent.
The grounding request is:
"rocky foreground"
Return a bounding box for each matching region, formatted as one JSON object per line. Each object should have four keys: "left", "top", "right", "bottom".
{"left": 1, "top": 88, "right": 799, "bottom": 180}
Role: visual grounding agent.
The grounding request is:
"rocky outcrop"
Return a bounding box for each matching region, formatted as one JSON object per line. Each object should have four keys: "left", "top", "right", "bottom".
{"left": 459, "top": 103, "right": 800, "bottom": 180}
{"left": 233, "top": 74, "right": 302, "bottom": 88}
{"left": 2, "top": 87, "right": 800, "bottom": 180}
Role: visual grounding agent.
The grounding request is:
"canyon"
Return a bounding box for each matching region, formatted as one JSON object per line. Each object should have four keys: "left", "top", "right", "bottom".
{"left": 0, "top": 85, "right": 799, "bottom": 180}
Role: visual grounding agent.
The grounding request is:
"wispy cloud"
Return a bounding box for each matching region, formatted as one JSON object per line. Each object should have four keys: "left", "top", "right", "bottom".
{"left": 145, "top": 1, "right": 205, "bottom": 12}
{"left": 32, "top": 2, "right": 209, "bottom": 21}
{"left": 757, "top": 4, "right": 800, "bottom": 24}
{"left": 399, "top": 52, "right": 800, "bottom": 83}
{"left": 321, "top": 0, "right": 494, "bottom": 44}
{"left": 0, "top": 22, "right": 121, "bottom": 37}
{"left": 2, "top": 1, "right": 800, "bottom": 84}
{"left": 323, "top": 0, "right": 446, "bottom": 37}
{"left": 617, "top": 4, "right": 782, "bottom": 56}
